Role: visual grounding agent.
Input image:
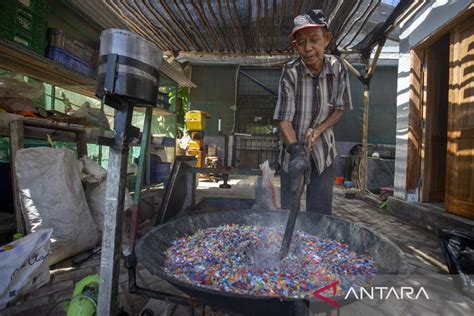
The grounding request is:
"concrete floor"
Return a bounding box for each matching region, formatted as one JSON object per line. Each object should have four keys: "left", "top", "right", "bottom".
{"left": 2, "top": 176, "right": 472, "bottom": 315}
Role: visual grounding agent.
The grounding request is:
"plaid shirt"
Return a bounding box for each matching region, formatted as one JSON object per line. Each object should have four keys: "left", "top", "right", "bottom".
{"left": 274, "top": 54, "right": 352, "bottom": 174}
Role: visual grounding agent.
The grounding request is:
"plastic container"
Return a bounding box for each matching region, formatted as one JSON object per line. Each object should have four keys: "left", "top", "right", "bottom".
{"left": 185, "top": 110, "right": 211, "bottom": 131}
{"left": 17, "top": 0, "right": 37, "bottom": 11}
{"left": 47, "top": 28, "right": 93, "bottom": 62}
{"left": 150, "top": 162, "right": 170, "bottom": 184}
{"left": 0, "top": 0, "right": 48, "bottom": 54}
{"left": 161, "top": 137, "right": 175, "bottom": 147}
{"left": 45, "top": 46, "right": 91, "bottom": 76}
{"left": 16, "top": 7, "right": 33, "bottom": 32}
{"left": 335, "top": 176, "right": 344, "bottom": 185}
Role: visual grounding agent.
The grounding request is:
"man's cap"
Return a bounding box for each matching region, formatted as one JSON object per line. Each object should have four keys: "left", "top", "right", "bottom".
{"left": 290, "top": 9, "right": 328, "bottom": 39}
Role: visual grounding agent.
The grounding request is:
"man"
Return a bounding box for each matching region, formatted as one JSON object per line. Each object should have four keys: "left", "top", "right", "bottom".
{"left": 274, "top": 9, "right": 352, "bottom": 215}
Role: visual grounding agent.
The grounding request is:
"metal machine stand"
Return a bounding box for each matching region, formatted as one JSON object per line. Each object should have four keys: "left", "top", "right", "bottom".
{"left": 97, "top": 98, "right": 137, "bottom": 315}
{"left": 94, "top": 29, "right": 166, "bottom": 315}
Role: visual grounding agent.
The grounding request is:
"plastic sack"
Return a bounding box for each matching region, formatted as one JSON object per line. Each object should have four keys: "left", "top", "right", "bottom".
{"left": 257, "top": 160, "right": 278, "bottom": 209}
{"left": 78, "top": 155, "right": 107, "bottom": 183}
{"left": 84, "top": 177, "right": 133, "bottom": 233}
{"left": 178, "top": 130, "right": 191, "bottom": 150}
{"left": 0, "top": 97, "right": 37, "bottom": 113}
{"left": 439, "top": 229, "right": 474, "bottom": 299}
{"left": 15, "top": 147, "right": 99, "bottom": 265}
{"left": 69, "top": 101, "right": 110, "bottom": 129}
{"left": 0, "top": 229, "right": 53, "bottom": 310}
{"left": 80, "top": 156, "right": 133, "bottom": 233}
{"left": 0, "top": 72, "right": 44, "bottom": 99}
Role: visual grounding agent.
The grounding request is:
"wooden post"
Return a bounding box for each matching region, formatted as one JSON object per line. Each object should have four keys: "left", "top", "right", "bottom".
{"left": 9, "top": 120, "right": 25, "bottom": 235}
{"left": 359, "top": 44, "right": 384, "bottom": 194}
{"left": 343, "top": 58, "right": 363, "bottom": 82}
{"left": 75, "top": 131, "right": 88, "bottom": 158}
{"left": 360, "top": 77, "right": 369, "bottom": 194}
{"left": 97, "top": 103, "right": 134, "bottom": 316}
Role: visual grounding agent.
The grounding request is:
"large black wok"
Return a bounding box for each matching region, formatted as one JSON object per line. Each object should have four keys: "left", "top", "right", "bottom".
{"left": 136, "top": 209, "right": 407, "bottom": 315}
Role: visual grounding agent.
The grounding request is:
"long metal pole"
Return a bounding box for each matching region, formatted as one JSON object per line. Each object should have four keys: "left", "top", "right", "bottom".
{"left": 98, "top": 99, "right": 105, "bottom": 166}
{"left": 126, "top": 107, "right": 153, "bottom": 255}
{"left": 98, "top": 103, "right": 134, "bottom": 316}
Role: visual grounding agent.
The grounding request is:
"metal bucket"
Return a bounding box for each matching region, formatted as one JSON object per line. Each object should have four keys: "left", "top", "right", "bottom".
{"left": 96, "top": 29, "right": 163, "bottom": 106}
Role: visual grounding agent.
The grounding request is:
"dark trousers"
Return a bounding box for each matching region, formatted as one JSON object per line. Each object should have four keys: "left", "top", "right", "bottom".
{"left": 280, "top": 162, "right": 334, "bottom": 215}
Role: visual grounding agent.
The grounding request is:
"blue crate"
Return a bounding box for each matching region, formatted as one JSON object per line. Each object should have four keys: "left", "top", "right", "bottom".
{"left": 45, "top": 45, "right": 91, "bottom": 76}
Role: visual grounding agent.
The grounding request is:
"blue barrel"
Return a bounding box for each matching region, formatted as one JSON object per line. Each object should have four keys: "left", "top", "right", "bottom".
{"left": 150, "top": 161, "right": 170, "bottom": 185}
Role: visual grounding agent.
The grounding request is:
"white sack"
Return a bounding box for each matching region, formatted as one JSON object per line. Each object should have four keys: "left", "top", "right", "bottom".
{"left": 0, "top": 229, "right": 53, "bottom": 310}
{"left": 15, "top": 147, "right": 99, "bottom": 265}
{"left": 257, "top": 160, "right": 279, "bottom": 209}
{"left": 80, "top": 156, "right": 133, "bottom": 233}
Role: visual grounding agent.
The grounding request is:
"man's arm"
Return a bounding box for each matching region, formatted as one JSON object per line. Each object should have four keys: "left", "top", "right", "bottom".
{"left": 278, "top": 120, "right": 298, "bottom": 147}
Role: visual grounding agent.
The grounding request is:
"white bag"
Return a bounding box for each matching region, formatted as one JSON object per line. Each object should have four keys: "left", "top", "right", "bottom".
{"left": 80, "top": 156, "right": 133, "bottom": 233}
{"left": 16, "top": 147, "right": 99, "bottom": 265}
{"left": 0, "top": 229, "right": 53, "bottom": 310}
{"left": 257, "top": 160, "right": 279, "bottom": 209}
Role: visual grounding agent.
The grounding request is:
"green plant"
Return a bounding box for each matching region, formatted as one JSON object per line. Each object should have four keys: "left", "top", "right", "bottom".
{"left": 173, "top": 87, "right": 189, "bottom": 138}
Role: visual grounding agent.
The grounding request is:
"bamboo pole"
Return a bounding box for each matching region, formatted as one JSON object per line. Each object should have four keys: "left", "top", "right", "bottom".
{"left": 342, "top": 58, "right": 363, "bottom": 82}
{"left": 359, "top": 42, "right": 384, "bottom": 194}
{"left": 368, "top": 44, "right": 384, "bottom": 77}
{"left": 360, "top": 68, "right": 369, "bottom": 194}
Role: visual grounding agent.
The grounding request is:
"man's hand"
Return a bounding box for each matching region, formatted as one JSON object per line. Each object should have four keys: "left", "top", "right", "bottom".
{"left": 287, "top": 143, "right": 311, "bottom": 191}
{"left": 305, "top": 127, "right": 323, "bottom": 154}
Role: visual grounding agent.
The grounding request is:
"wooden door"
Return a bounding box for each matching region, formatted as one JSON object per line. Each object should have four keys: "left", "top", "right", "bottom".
{"left": 422, "top": 36, "right": 449, "bottom": 202}
{"left": 446, "top": 17, "right": 474, "bottom": 219}
{"left": 406, "top": 50, "right": 423, "bottom": 196}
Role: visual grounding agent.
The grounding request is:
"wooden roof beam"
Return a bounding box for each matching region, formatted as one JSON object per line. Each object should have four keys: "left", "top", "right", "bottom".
{"left": 207, "top": 0, "right": 235, "bottom": 52}
{"left": 256, "top": 0, "right": 261, "bottom": 51}
{"left": 264, "top": 0, "right": 269, "bottom": 51}
{"left": 160, "top": 0, "right": 202, "bottom": 51}
{"left": 176, "top": 0, "right": 213, "bottom": 52}
{"left": 104, "top": 0, "right": 168, "bottom": 50}
{"left": 143, "top": 0, "right": 189, "bottom": 50}
{"left": 247, "top": 0, "right": 255, "bottom": 52}
{"left": 270, "top": 0, "right": 277, "bottom": 52}
{"left": 277, "top": 1, "right": 286, "bottom": 51}
{"left": 231, "top": 0, "right": 248, "bottom": 52}
{"left": 127, "top": 0, "right": 171, "bottom": 50}
{"left": 224, "top": 0, "right": 246, "bottom": 51}
{"left": 192, "top": 0, "right": 225, "bottom": 51}
{"left": 216, "top": 0, "right": 239, "bottom": 52}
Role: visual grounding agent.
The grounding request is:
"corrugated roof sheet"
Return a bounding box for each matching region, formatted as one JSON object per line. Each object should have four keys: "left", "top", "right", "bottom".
{"left": 65, "top": 0, "right": 421, "bottom": 65}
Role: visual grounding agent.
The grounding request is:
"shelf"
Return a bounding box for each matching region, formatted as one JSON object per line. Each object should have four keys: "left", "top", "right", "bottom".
{"left": 133, "top": 106, "right": 175, "bottom": 116}
{"left": 0, "top": 40, "right": 97, "bottom": 98}
{"left": 0, "top": 116, "right": 112, "bottom": 145}
{"left": 0, "top": 40, "right": 179, "bottom": 112}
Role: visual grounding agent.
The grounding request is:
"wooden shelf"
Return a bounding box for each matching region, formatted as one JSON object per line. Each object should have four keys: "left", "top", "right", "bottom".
{"left": 0, "top": 40, "right": 176, "bottom": 114}
{"left": 133, "top": 106, "right": 175, "bottom": 116}
{"left": 0, "top": 117, "right": 112, "bottom": 145}
{"left": 0, "top": 40, "right": 97, "bottom": 98}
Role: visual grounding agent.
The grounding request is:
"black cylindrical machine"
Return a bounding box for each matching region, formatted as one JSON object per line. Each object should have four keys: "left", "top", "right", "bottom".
{"left": 96, "top": 29, "right": 163, "bottom": 107}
